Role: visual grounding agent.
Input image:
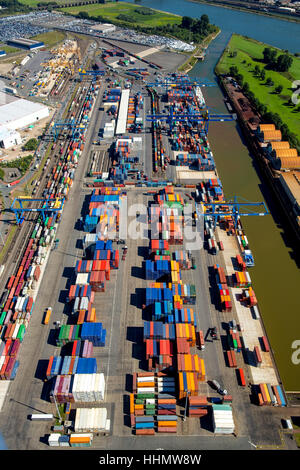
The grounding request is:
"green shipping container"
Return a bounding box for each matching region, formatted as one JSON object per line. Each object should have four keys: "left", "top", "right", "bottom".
{"left": 0, "top": 311, "right": 6, "bottom": 325}
{"left": 17, "top": 324, "right": 26, "bottom": 342}
{"left": 136, "top": 393, "right": 155, "bottom": 399}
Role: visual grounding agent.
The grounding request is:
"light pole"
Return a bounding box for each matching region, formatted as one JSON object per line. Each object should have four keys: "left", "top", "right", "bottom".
{"left": 183, "top": 389, "right": 190, "bottom": 422}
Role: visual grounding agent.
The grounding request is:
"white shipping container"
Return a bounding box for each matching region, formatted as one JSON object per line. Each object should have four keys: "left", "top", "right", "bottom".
{"left": 137, "top": 387, "right": 156, "bottom": 393}
{"left": 137, "top": 376, "right": 155, "bottom": 383}
{"left": 48, "top": 434, "right": 60, "bottom": 446}
{"left": 12, "top": 324, "right": 20, "bottom": 340}
{"left": 0, "top": 356, "right": 6, "bottom": 369}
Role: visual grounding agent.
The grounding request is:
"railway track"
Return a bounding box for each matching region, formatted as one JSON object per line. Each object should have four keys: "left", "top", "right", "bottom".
{"left": 0, "top": 80, "right": 93, "bottom": 293}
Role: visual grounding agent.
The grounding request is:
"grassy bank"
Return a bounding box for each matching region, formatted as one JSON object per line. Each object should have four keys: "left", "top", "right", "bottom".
{"left": 30, "top": 30, "right": 67, "bottom": 47}
{"left": 215, "top": 34, "right": 300, "bottom": 143}
{"left": 178, "top": 29, "right": 220, "bottom": 72}
{"left": 61, "top": 3, "right": 181, "bottom": 28}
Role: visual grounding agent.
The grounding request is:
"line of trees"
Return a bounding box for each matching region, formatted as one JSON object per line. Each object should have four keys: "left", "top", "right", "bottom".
{"left": 77, "top": 11, "right": 217, "bottom": 44}
{"left": 0, "top": 0, "right": 30, "bottom": 13}
{"left": 228, "top": 67, "right": 300, "bottom": 153}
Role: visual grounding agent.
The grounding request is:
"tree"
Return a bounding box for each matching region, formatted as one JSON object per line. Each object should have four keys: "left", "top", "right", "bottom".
{"left": 265, "top": 77, "right": 274, "bottom": 87}
{"left": 275, "top": 84, "right": 283, "bottom": 94}
{"left": 23, "top": 138, "right": 38, "bottom": 151}
{"left": 229, "top": 66, "right": 238, "bottom": 77}
{"left": 236, "top": 74, "right": 244, "bottom": 86}
{"left": 263, "top": 47, "right": 277, "bottom": 67}
{"left": 181, "top": 16, "right": 193, "bottom": 29}
{"left": 254, "top": 65, "right": 260, "bottom": 76}
{"left": 243, "top": 82, "right": 250, "bottom": 94}
{"left": 78, "top": 11, "right": 89, "bottom": 19}
{"left": 276, "top": 54, "right": 293, "bottom": 72}
{"left": 260, "top": 69, "right": 266, "bottom": 81}
{"left": 200, "top": 14, "right": 209, "bottom": 26}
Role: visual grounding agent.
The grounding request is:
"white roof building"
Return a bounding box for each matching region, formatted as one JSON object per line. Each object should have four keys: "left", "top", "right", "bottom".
{"left": 115, "top": 89, "right": 130, "bottom": 135}
{"left": 0, "top": 126, "right": 22, "bottom": 149}
{"left": 0, "top": 96, "right": 49, "bottom": 131}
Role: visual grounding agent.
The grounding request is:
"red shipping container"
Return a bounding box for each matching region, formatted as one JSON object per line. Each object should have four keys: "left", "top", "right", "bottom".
{"left": 26, "top": 297, "right": 33, "bottom": 313}
{"left": 0, "top": 356, "right": 9, "bottom": 378}
{"left": 238, "top": 368, "right": 246, "bottom": 386}
{"left": 34, "top": 265, "right": 41, "bottom": 282}
{"left": 46, "top": 356, "right": 54, "bottom": 379}
{"left": 7, "top": 276, "right": 15, "bottom": 290}
{"left": 261, "top": 336, "right": 270, "bottom": 352}
{"left": 254, "top": 346, "right": 262, "bottom": 365}
{"left": 5, "top": 356, "right": 16, "bottom": 379}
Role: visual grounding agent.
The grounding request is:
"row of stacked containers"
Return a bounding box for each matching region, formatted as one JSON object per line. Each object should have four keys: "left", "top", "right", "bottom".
{"left": 50, "top": 186, "right": 125, "bottom": 408}
{"left": 199, "top": 176, "right": 286, "bottom": 405}
{"left": 167, "top": 74, "right": 209, "bottom": 171}
{"left": 48, "top": 185, "right": 128, "bottom": 444}
{"left": 129, "top": 186, "right": 214, "bottom": 434}
{"left": 0, "top": 81, "right": 100, "bottom": 382}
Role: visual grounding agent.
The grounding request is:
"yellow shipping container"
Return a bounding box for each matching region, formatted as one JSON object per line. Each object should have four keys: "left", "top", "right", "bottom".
{"left": 134, "top": 404, "right": 144, "bottom": 410}
{"left": 263, "top": 383, "right": 271, "bottom": 404}
{"left": 200, "top": 359, "right": 205, "bottom": 380}
{"left": 158, "top": 421, "right": 177, "bottom": 427}
{"left": 179, "top": 372, "right": 184, "bottom": 391}
{"left": 130, "top": 394, "right": 134, "bottom": 414}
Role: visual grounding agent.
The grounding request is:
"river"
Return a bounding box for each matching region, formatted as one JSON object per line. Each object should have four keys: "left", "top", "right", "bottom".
{"left": 126, "top": 0, "right": 300, "bottom": 392}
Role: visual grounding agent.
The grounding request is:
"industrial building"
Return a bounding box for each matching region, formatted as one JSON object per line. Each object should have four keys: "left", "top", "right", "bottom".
{"left": 0, "top": 127, "right": 21, "bottom": 149}
{"left": 0, "top": 94, "right": 49, "bottom": 131}
{"left": 90, "top": 24, "right": 116, "bottom": 34}
{"left": 279, "top": 171, "right": 300, "bottom": 218}
{"left": 6, "top": 38, "right": 44, "bottom": 50}
{"left": 115, "top": 89, "right": 130, "bottom": 135}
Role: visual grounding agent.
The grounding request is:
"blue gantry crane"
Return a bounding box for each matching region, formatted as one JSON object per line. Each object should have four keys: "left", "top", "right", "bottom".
{"left": 10, "top": 197, "right": 65, "bottom": 224}
{"left": 50, "top": 118, "right": 86, "bottom": 141}
{"left": 146, "top": 106, "right": 234, "bottom": 133}
{"left": 146, "top": 77, "right": 215, "bottom": 93}
{"left": 79, "top": 69, "right": 105, "bottom": 82}
{"left": 196, "top": 196, "right": 269, "bottom": 230}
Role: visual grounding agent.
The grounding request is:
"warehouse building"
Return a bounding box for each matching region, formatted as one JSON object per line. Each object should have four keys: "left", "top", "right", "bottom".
{"left": 279, "top": 171, "right": 300, "bottom": 217}
{"left": 6, "top": 38, "right": 44, "bottom": 50}
{"left": 90, "top": 24, "right": 116, "bottom": 34}
{"left": 0, "top": 94, "right": 49, "bottom": 131}
{"left": 115, "top": 89, "right": 130, "bottom": 135}
{"left": 0, "top": 127, "right": 22, "bottom": 149}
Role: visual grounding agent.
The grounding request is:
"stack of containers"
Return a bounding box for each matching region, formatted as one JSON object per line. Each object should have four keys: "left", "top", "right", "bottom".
{"left": 212, "top": 404, "right": 235, "bottom": 434}
{"left": 188, "top": 396, "right": 208, "bottom": 417}
{"left": 56, "top": 325, "right": 81, "bottom": 347}
{"left": 50, "top": 373, "right": 105, "bottom": 403}
{"left": 151, "top": 301, "right": 173, "bottom": 322}
{"left": 74, "top": 408, "right": 108, "bottom": 432}
{"left": 178, "top": 372, "right": 200, "bottom": 400}
{"left": 69, "top": 434, "right": 93, "bottom": 447}
{"left": 232, "top": 271, "right": 251, "bottom": 288}
{"left": 177, "top": 354, "right": 205, "bottom": 381}
{"left": 81, "top": 322, "right": 106, "bottom": 347}
{"left": 227, "top": 329, "right": 242, "bottom": 353}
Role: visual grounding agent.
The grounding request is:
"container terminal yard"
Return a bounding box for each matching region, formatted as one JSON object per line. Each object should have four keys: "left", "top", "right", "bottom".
{"left": 0, "top": 33, "right": 298, "bottom": 451}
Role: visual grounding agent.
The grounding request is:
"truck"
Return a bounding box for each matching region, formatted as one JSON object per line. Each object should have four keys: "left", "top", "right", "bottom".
{"left": 243, "top": 249, "right": 254, "bottom": 267}
{"left": 211, "top": 380, "right": 228, "bottom": 396}
{"left": 29, "top": 414, "right": 53, "bottom": 421}
{"left": 44, "top": 307, "right": 52, "bottom": 325}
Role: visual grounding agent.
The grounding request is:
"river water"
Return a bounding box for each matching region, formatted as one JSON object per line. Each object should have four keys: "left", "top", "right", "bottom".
{"left": 126, "top": 0, "right": 300, "bottom": 391}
